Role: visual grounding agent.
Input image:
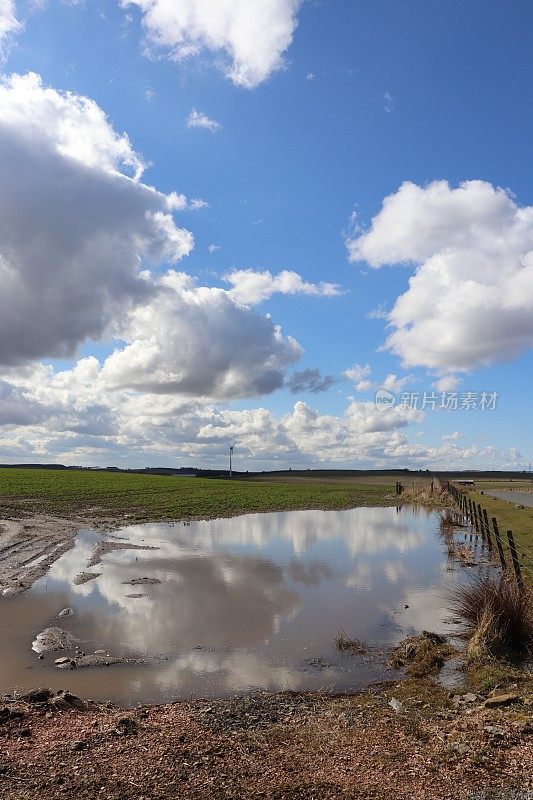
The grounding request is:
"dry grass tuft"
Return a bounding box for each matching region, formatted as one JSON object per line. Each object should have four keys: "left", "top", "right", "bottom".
{"left": 333, "top": 627, "right": 366, "bottom": 654}
{"left": 389, "top": 630, "right": 455, "bottom": 677}
{"left": 450, "top": 573, "right": 533, "bottom": 660}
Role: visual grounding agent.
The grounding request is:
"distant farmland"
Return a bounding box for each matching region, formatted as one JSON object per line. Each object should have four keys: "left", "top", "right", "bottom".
{"left": 0, "top": 467, "right": 396, "bottom": 523}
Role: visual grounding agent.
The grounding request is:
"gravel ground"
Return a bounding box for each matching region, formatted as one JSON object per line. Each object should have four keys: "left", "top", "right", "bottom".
{"left": 0, "top": 683, "right": 531, "bottom": 799}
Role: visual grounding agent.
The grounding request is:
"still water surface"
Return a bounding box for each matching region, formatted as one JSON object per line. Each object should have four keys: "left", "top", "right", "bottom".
{"left": 0, "top": 506, "right": 473, "bottom": 705}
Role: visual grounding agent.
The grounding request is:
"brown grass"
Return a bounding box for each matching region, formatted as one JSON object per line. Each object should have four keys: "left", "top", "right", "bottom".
{"left": 389, "top": 630, "right": 455, "bottom": 677}
{"left": 450, "top": 573, "right": 533, "bottom": 660}
{"left": 333, "top": 627, "right": 366, "bottom": 654}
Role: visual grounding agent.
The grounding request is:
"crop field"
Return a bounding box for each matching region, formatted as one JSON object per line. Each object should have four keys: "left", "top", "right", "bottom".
{"left": 0, "top": 468, "right": 396, "bottom": 522}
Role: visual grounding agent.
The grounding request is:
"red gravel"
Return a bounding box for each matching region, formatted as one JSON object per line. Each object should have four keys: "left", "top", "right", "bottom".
{"left": 0, "top": 685, "right": 531, "bottom": 799}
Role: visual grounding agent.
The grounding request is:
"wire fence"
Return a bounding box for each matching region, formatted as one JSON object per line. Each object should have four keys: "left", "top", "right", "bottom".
{"left": 442, "top": 481, "right": 533, "bottom": 588}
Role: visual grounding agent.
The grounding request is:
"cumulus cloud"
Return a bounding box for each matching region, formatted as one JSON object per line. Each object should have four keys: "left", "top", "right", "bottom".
{"left": 433, "top": 375, "right": 461, "bottom": 393}
{"left": 0, "top": 72, "right": 193, "bottom": 366}
{"left": 0, "top": 0, "right": 20, "bottom": 57}
{"left": 344, "top": 364, "right": 373, "bottom": 392}
{"left": 344, "top": 367, "right": 416, "bottom": 395}
{"left": 186, "top": 108, "right": 220, "bottom": 131}
{"left": 380, "top": 373, "right": 416, "bottom": 394}
{"left": 0, "top": 361, "right": 524, "bottom": 471}
{"left": 122, "top": 0, "right": 302, "bottom": 88}
{"left": 224, "top": 269, "right": 343, "bottom": 305}
{"left": 347, "top": 180, "right": 533, "bottom": 372}
{"left": 100, "top": 271, "right": 303, "bottom": 399}
{"left": 442, "top": 431, "right": 463, "bottom": 441}
{"left": 285, "top": 368, "right": 337, "bottom": 395}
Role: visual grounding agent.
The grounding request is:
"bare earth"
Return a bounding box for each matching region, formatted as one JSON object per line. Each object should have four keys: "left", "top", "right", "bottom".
{"left": 0, "top": 514, "right": 123, "bottom": 596}
{"left": 0, "top": 685, "right": 531, "bottom": 799}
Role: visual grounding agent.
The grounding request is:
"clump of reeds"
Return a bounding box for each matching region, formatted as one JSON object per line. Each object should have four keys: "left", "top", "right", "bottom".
{"left": 389, "top": 630, "right": 454, "bottom": 677}
{"left": 449, "top": 574, "right": 533, "bottom": 660}
{"left": 334, "top": 627, "right": 366, "bottom": 654}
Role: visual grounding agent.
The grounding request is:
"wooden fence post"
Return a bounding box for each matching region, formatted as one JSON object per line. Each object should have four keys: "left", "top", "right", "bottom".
{"left": 491, "top": 517, "right": 507, "bottom": 570}
{"left": 472, "top": 503, "right": 480, "bottom": 534}
{"left": 506, "top": 530, "right": 523, "bottom": 589}
{"left": 477, "top": 504, "right": 486, "bottom": 543}
{"left": 482, "top": 508, "right": 493, "bottom": 551}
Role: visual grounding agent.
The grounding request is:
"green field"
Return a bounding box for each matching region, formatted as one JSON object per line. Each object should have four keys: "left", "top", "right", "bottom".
{"left": 468, "top": 488, "right": 533, "bottom": 580}
{"left": 0, "top": 468, "right": 396, "bottom": 522}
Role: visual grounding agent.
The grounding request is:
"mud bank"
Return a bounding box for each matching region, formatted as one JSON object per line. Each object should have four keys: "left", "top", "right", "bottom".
{"left": 0, "top": 514, "right": 124, "bottom": 596}
{"left": 0, "top": 517, "right": 80, "bottom": 596}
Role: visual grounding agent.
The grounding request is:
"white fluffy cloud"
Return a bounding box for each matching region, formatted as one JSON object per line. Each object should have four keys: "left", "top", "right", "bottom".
{"left": 100, "top": 271, "right": 302, "bottom": 398}
{"left": 225, "top": 269, "right": 342, "bottom": 305}
{"left": 0, "top": 73, "right": 306, "bottom": 402}
{"left": 0, "top": 0, "right": 19, "bottom": 57}
{"left": 0, "top": 72, "right": 193, "bottom": 365}
{"left": 186, "top": 108, "right": 220, "bottom": 131}
{"left": 348, "top": 180, "right": 533, "bottom": 371}
{"left": 344, "top": 366, "right": 415, "bottom": 395}
{"left": 0, "top": 361, "right": 524, "bottom": 470}
{"left": 122, "top": 0, "right": 302, "bottom": 88}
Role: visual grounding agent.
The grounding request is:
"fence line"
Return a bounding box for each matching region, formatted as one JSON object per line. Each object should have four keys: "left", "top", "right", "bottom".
{"left": 440, "top": 480, "right": 533, "bottom": 589}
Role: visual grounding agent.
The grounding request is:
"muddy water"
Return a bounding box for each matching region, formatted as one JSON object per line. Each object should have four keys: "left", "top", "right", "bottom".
{"left": 0, "top": 506, "right": 483, "bottom": 705}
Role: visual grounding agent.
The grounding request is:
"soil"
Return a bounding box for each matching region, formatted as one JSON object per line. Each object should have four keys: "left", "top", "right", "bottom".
{"left": 0, "top": 514, "right": 121, "bottom": 596}
{"left": 0, "top": 683, "right": 531, "bottom": 799}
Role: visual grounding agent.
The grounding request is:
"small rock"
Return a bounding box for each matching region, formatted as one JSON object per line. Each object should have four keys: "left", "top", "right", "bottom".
{"left": 451, "top": 742, "right": 470, "bottom": 754}
{"left": 389, "top": 698, "right": 404, "bottom": 713}
{"left": 483, "top": 724, "right": 507, "bottom": 739}
{"left": 58, "top": 608, "right": 75, "bottom": 618}
{"left": 116, "top": 717, "right": 138, "bottom": 736}
{"left": 70, "top": 740, "right": 87, "bottom": 751}
{"left": 462, "top": 693, "right": 478, "bottom": 704}
{"left": 55, "top": 657, "right": 71, "bottom": 666}
{"left": 94, "top": 650, "right": 106, "bottom": 655}
{"left": 33, "top": 627, "right": 76, "bottom": 655}
{"left": 517, "top": 721, "right": 533, "bottom": 735}
{"left": 484, "top": 693, "right": 520, "bottom": 708}
{"left": 56, "top": 658, "right": 77, "bottom": 670}
{"left": 21, "top": 689, "right": 53, "bottom": 704}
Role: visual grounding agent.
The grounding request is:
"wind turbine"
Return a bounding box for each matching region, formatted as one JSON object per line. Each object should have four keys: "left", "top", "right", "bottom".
{"left": 228, "top": 442, "right": 237, "bottom": 477}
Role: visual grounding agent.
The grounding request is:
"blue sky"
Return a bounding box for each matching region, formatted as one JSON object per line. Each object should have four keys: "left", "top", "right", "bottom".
{"left": 0, "top": 0, "right": 531, "bottom": 469}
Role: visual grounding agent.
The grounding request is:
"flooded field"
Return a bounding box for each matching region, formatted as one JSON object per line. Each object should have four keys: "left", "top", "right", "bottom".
{"left": 0, "top": 506, "right": 487, "bottom": 705}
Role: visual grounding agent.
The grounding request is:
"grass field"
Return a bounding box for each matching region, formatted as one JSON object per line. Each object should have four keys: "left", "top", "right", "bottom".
{"left": 0, "top": 468, "right": 396, "bottom": 522}
{"left": 468, "top": 487, "right": 533, "bottom": 580}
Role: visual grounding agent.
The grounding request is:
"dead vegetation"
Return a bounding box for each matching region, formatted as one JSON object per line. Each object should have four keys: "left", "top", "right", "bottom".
{"left": 399, "top": 481, "right": 454, "bottom": 508}
{"left": 450, "top": 574, "right": 533, "bottom": 661}
{"left": 333, "top": 627, "right": 366, "bottom": 654}
{"left": 389, "top": 630, "right": 456, "bottom": 677}
{"left": 439, "top": 509, "right": 466, "bottom": 533}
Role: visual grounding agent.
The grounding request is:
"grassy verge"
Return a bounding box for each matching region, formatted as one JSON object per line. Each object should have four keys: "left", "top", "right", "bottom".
{"left": 0, "top": 467, "right": 396, "bottom": 523}
{"left": 468, "top": 490, "right": 533, "bottom": 580}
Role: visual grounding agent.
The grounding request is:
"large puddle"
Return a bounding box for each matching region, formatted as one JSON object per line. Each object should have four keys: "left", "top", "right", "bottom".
{"left": 0, "top": 506, "right": 486, "bottom": 705}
